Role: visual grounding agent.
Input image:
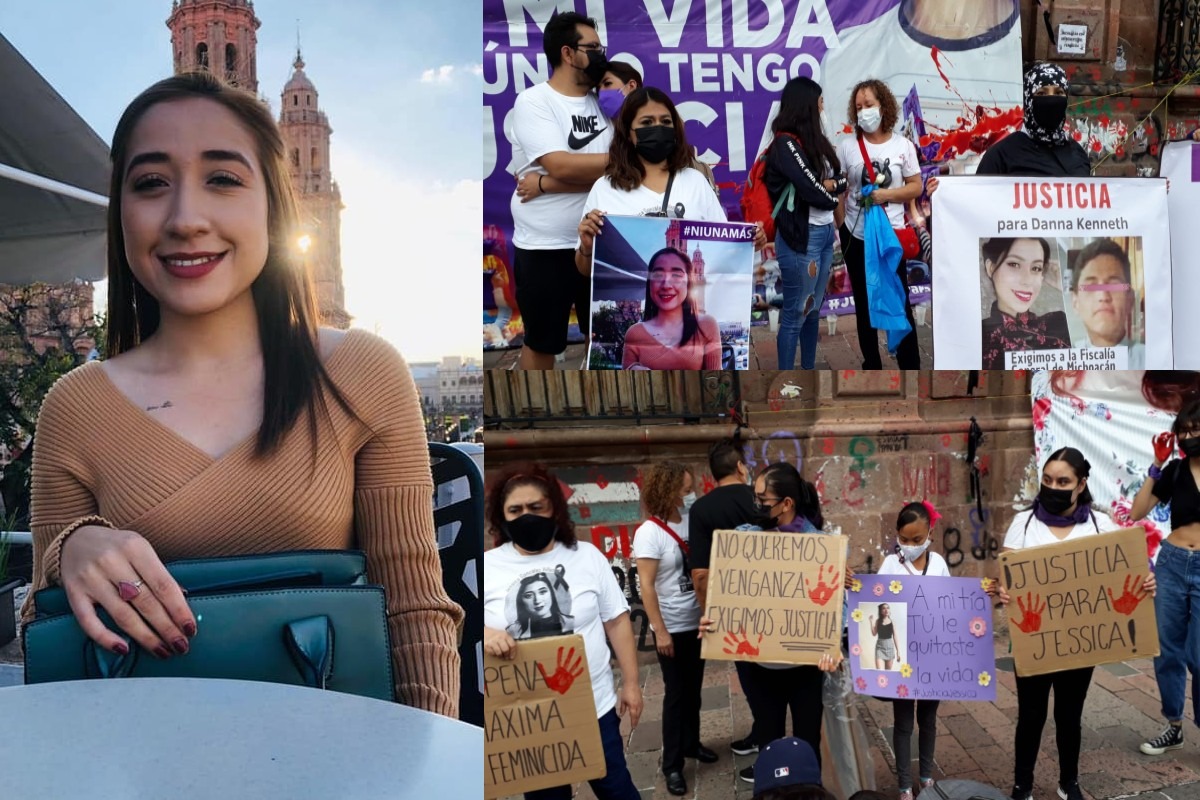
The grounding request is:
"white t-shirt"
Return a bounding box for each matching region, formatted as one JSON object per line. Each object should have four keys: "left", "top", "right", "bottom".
{"left": 809, "top": 163, "right": 835, "bottom": 228}
{"left": 1002, "top": 508, "right": 1119, "bottom": 550}
{"left": 484, "top": 541, "right": 630, "bottom": 716}
{"left": 631, "top": 517, "right": 701, "bottom": 634}
{"left": 878, "top": 551, "right": 951, "bottom": 577}
{"left": 837, "top": 133, "right": 920, "bottom": 238}
{"left": 510, "top": 82, "right": 613, "bottom": 250}
{"left": 581, "top": 167, "right": 727, "bottom": 224}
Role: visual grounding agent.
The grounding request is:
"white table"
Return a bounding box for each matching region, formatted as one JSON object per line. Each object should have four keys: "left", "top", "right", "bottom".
{"left": 0, "top": 677, "right": 481, "bottom": 798}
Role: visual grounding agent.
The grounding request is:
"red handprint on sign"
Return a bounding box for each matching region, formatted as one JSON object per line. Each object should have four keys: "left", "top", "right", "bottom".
{"left": 1153, "top": 432, "right": 1177, "bottom": 464}
{"left": 722, "top": 629, "right": 762, "bottom": 657}
{"left": 1107, "top": 574, "right": 1150, "bottom": 616}
{"left": 536, "top": 646, "right": 585, "bottom": 695}
{"left": 806, "top": 564, "right": 840, "bottom": 607}
{"left": 1011, "top": 593, "right": 1046, "bottom": 634}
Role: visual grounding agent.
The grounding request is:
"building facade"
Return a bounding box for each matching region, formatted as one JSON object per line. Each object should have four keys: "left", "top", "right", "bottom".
{"left": 166, "top": 0, "right": 350, "bottom": 326}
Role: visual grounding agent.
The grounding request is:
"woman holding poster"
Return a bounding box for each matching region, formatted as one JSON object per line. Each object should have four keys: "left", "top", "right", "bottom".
{"left": 994, "top": 448, "right": 1153, "bottom": 800}
{"left": 1129, "top": 401, "right": 1200, "bottom": 756}
{"left": 835, "top": 79, "right": 923, "bottom": 370}
{"left": 484, "top": 465, "right": 643, "bottom": 800}
{"left": 979, "top": 237, "right": 1071, "bottom": 368}
{"left": 620, "top": 247, "right": 722, "bottom": 370}
{"left": 764, "top": 76, "right": 846, "bottom": 371}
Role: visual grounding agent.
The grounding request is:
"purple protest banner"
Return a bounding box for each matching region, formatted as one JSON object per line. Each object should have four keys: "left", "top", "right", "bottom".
{"left": 847, "top": 574, "right": 997, "bottom": 702}
{"left": 482, "top": 1, "right": 1024, "bottom": 350}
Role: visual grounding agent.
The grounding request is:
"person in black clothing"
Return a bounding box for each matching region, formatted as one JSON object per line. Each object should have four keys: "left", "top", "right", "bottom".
{"left": 979, "top": 236, "right": 1070, "bottom": 368}
{"left": 977, "top": 62, "right": 1090, "bottom": 177}
{"left": 764, "top": 77, "right": 848, "bottom": 370}
{"left": 687, "top": 438, "right": 759, "bottom": 757}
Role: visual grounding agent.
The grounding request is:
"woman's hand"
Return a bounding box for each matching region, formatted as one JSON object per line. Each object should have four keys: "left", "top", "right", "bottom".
{"left": 996, "top": 584, "right": 1011, "bottom": 605}
{"left": 926, "top": 177, "right": 940, "bottom": 196}
{"left": 844, "top": 570, "right": 856, "bottom": 589}
{"left": 618, "top": 681, "right": 644, "bottom": 728}
{"left": 1144, "top": 571, "right": 1157, "bottom": 596}
{"left": 1153, "top": 431, "right": 1176, "bottom": 466}
{"left": 817, "top": 651, "right": 843, "bottom": 672}
{"left": 654, "top": 629, "right": 675, "bottom": 658}
{"left": 752, "top": 223, "right": 768, "bottom": 252}
{"left": 697, "top": 615, "right": 715, "bottom": 639}
{"left": 516, "top": 172, "right": 544, "bottom": 203}
{"left": 59, "top": 525, "right": 195, "bottom": 658}
{"left": 484, "top": 626, "right": 518, "bottom": 660}
{"left": 868, "top": 614, "right": 875, "bottom": 622}
{"left": 578, "top": 209, "right": 605, "bottom": 258}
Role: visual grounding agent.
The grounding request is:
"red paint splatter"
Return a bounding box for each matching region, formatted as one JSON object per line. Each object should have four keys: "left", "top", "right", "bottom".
{"left": 843, "top": 370, "right": 857, "bottom": 379}
{"left": 1091, "top": 140, "right": 1102, "bottom": 153}
{"left": 1073, "top": 131, "right": 1083, "bottom": 142}
{"left": 703, "top": 474, "right": 716, "bottom": 494}
{"left": 504, "top": 437, "right": 518, "bottom": 448}
{"left": 918, "top": 46, "right": 1022, "bottom": 161}
{"left": 579, "top": 505, "right": 591, "bottom": 520}
{"left": 595, "top": 475, "right": 609, "bottom": 490}
{"left": 1098, "top": 114, "right": 1110, "bottom": 128}
{"left": 558, "top": 479, "right": 574, "bottom": 501}
{"left": 822, "top": 438, "right": 835, "bottom": 455}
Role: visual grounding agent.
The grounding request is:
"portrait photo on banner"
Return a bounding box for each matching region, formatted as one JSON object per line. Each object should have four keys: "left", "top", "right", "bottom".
{"left": 854, "top": 601, "right": 908, "bottom": 672}
{"left": 588, "top": 216, "right": 754, "bottom": 370}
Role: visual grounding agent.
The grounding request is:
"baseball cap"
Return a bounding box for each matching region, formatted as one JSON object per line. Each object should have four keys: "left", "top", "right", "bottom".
{"left": 754, "top": 737, "right": 822, "bottom": 795}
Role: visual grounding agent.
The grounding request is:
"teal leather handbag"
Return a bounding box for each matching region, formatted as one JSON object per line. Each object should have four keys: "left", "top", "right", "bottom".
{"left": 23, "top": 550, "right": 395, "bottom": 702}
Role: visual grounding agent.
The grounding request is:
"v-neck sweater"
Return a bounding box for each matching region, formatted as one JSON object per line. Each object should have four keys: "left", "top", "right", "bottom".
{"left": 22, "top": 329, "right": 463, "bottom": 717}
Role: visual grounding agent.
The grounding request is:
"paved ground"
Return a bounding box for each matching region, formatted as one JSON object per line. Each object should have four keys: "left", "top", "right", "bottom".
{"left": 482, "top": 310, "right": 935, "bottom": 370}
{"left": 500, "top": 640, "right": 1200, "bottom": 800}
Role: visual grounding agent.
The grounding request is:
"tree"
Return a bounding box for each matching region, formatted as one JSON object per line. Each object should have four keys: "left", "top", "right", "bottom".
{"left": 0, "top": 282, "right": 100, "bottom": 526}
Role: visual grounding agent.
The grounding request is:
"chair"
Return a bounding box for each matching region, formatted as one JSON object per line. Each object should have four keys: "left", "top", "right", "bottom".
{"left": 429, "top": 442, "right": 484, "bottom": 727}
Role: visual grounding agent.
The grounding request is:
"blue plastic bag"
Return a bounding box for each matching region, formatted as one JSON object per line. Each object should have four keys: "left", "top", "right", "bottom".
{"left": 861, "top": 185, "right": 911, "bottom": 354}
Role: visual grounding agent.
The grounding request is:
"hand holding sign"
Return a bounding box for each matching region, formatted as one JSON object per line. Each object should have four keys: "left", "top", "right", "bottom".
{"left": 807, "top": 564, "right": 840, "bottom": 606}
{"left": 537, "top": 646, "right": 584, "bottom": 695}
{"left": 1012, "top": 593, "right": 1046, "bottom": 634}
{"left": 723, "top": 630, "right": 763, "bottom": 657}
{"left": 1153, "top": 431, "right": 1176, "bottom": 464}
{"left": 1108, "top": 574, "right": 1150, "bottom": 615}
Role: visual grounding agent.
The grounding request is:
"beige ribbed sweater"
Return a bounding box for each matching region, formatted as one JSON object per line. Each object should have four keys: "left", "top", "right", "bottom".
{"left": 22, "top": 329, "right": 463, "bottom": 717}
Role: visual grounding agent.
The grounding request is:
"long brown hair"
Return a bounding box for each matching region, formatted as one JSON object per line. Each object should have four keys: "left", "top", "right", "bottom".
{"left": 606, "top": 87, "right": 693, "bottom": 191}
{"left": 106, "top": 72, "right": 351, "bottom": 456}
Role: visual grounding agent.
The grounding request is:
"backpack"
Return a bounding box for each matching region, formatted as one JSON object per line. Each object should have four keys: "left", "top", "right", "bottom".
{"left": 739, "top": 132, "right": 800, "bottom": 243}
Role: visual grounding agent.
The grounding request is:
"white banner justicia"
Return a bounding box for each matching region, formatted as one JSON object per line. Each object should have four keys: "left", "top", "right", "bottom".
{"left": 932, "top": 176, "right": 1172, "bottom": 369}
{"left": 1163, "top": 140, "right": 1200, "bottom": 369}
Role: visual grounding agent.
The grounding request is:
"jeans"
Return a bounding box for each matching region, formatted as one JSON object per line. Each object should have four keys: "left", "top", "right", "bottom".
{"left": 839, "top": 225, "right": 920, "bottom": 369}
{"left": 1013, "top": 667, "right": 1093, "bottom": 789}
{"left": 1152, "top": 540, "right": 1200, "bottom": 723}
{"left": 776, "top": 224, "right": 835, "bottom": 370}
{"left": 525, "top": 709, "right": 640, "bottom": 800}
{"left": 658, "top": 629, "right": 706, "bottom": 772}
{"left": 892, "top": 699, "right": 939, "bottom": 790}
{"left": 739, "top": 663, "right": 824, "bottom": 764}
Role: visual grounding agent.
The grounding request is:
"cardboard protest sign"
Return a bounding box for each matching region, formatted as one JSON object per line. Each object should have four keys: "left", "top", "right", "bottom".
{"left": 701, "top": 529, "right": 846, "bottom": 665}
{"left": 589, "top": 216, "right": 754, "bottom": 370}
{"left": 932, "top": 176, "right": 1172, "bottom": 369}
{"left": 847, "top": 575, "right": 997, "bottom": 702}
{"left": 1163, "top": 140, "right": 1200, "bottom": 369}
{"left": 484, "top": 635, "right": 605, "bottom": 799}
{"left": 1000, "top": 526, "right": 1159, "bottom": 677}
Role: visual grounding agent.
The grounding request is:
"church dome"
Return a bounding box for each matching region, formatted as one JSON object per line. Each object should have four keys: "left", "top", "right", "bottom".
{"left": 284, "top": 53, "right": 316, "bottom": 93}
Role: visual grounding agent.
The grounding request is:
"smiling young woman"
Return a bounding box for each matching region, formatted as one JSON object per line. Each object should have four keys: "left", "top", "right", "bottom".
{"left": 21, "top": 72, "right": 464, "bottom": 716}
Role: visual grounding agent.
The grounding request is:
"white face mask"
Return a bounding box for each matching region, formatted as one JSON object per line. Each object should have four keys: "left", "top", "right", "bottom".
{"left": 899, "top": 540, "right": 931, "bottom": 562}
{"left": 681, "top": 492, "right": 697, "bottom": 513}
{"left": 820, "top": 109, "right": 832, "bottom": 138}
{"left": 858, "top": 106, "right": 882, "bottom": 133}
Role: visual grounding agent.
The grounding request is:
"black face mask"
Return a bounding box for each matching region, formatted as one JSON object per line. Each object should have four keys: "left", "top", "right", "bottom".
{"left": 634, "top": 125, "right": 677, "bottom": 164}
{"left": 1030, "top": 95, "right": 1068, "bottom": 134}
{"left": 504, "top": 514, "right": 557, "bottom": 552}
{"left": 1181, "top": 438, "right": 1200, "bottom": 459}
{"left": 751, "top": 502, "right": 780, "bottom": 530}
{"left": 1037, "top": 485, "right": 1076, "bottom": 516}
{"left": 578, "top": 49, "right": 608, "bottom": 86}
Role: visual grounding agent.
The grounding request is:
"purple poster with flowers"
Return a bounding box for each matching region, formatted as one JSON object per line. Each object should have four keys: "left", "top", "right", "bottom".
{"left": 847, "top": 574, "right": 997, "bottom": 702}
{"left": 482, "top": 0, "right": 1023, "bottom": 349}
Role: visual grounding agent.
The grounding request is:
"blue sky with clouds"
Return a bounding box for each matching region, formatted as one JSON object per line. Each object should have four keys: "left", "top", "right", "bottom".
{"left": 2, "top": 0, "right": 482, "bottom": 361}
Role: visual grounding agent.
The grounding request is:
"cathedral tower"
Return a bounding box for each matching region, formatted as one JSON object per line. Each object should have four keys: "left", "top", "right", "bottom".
{"left": 167, "top": 0, "right": 260, "bottom": 93}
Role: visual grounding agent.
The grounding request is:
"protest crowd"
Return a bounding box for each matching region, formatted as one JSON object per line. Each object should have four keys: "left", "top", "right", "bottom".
{"left": 484, "top": 401, "right": 1200, "bottom": 800}
{"left": 487, "top": 5, "right": 1200, "bottom": 371}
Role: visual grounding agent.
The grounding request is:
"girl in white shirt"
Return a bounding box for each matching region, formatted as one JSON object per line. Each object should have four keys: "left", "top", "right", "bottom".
{"left": 877, "top": 501, "right": 951, "bottom": 800}
{"left": 994, "top": 447, "right": 1155, "bottom": 800}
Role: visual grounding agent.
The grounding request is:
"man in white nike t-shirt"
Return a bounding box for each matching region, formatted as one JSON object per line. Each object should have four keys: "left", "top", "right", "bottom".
{"left": 510, "top": 11, "right": 614, "bottom": 369}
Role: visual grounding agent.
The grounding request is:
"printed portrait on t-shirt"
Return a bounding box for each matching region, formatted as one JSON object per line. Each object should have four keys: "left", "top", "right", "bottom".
{"left": 504, "top": 567, "right": 575, "bottom": 640}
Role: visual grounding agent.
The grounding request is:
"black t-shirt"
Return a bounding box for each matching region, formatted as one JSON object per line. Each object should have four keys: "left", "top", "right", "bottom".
{"left": 1153, "top": 459, "right": 1200, "bottom": 529}
{"left": 976, "top": 131, "right": 1091, "bottom": 177}
{"left": 878, "top": 619, "right": 894, "bottom": 641}
{"left": 687, "top": 483, "right": 758, "bottom": 571}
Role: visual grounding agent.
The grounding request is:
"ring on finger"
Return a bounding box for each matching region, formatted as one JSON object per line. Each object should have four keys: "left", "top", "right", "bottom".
{"left": 117, "top": 579, "right": 145, "bottom": 602}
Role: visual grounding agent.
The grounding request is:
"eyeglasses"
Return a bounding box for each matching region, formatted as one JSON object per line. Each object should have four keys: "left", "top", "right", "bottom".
{"left": 755, "top": 496, "right": 783, "bottom": 506}
{"left": 572, "top": 43, "right": 606, "bottom": 55}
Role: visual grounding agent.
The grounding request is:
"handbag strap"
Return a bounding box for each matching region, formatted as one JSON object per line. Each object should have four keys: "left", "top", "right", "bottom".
{"left": 649, "top": 516, "right": 689, "bottom": 556}
{"left": 661, "top": 171, "right": 676, "bottom": 216}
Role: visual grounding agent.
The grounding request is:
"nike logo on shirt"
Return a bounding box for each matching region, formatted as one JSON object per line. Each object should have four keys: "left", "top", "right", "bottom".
{"left": 568, "top": 127, "right": 606, "bottom": 150}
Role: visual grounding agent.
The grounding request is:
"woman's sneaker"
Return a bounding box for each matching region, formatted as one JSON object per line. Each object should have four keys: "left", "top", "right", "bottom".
{"left": 1057, "top": 781, "right": 1084, "bottom": 800}
{"left": 739, "top": 765, "right": 755, "bottom": 783}
{"left": 1140, "top": 724, "right": 1184, "bottom": 755}
{"left": 731, "top": 736, "right": 758, "bottom": 756}
{"left": 899, "top": 789, "right": 914, "bottom": 800}
{"left": 1011, "top": 785, "right": 1033, "bottom": 800}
